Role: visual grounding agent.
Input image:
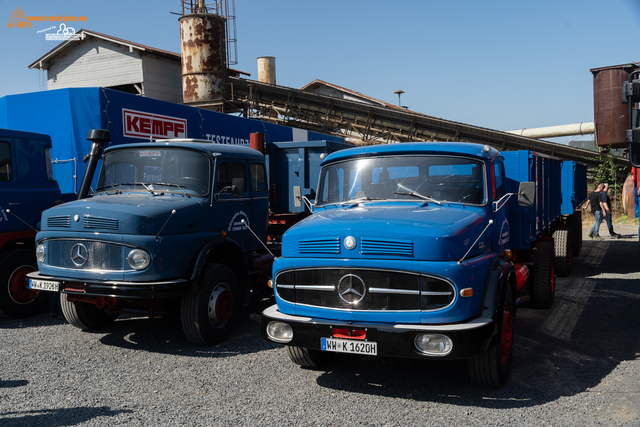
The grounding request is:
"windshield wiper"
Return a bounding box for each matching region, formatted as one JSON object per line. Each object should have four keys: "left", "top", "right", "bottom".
{"left": 95, "top": 184, "right": 122, "bottom": 194}
{"left": 393, "top": 191, "right": 442, "bottom": 205}
{"left": 153, "top": 182, "right": 190, "bottom": 197}
{"left": 342, "top": 196, "right": 383, "bottom": 205}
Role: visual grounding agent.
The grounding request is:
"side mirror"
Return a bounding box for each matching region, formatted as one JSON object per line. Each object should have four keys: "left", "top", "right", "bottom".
{"left": 231, "top": 178, "right": 245, "bottom": 197}
{"left": 517, "top": 182, "right": 535, "bottom": 207}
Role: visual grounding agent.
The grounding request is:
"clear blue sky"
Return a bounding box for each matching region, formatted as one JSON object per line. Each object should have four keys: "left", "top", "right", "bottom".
{"left": 2, "top": 0, "right": 639, "bottom": 144}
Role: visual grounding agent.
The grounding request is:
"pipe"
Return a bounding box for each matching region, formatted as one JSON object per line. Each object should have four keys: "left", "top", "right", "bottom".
{"left": 506, "top": 122, "right": 595, "bottom": 139}
{"left": 78, "top": 129, "right": 110, "bottom": 200}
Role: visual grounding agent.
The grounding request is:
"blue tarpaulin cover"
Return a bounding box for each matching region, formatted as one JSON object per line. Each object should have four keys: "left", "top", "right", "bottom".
{"left": 0, "top": 87, "right": 341, "bottom": 194}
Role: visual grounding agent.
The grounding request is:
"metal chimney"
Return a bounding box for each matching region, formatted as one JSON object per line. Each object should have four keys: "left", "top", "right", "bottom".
{"left": 257, "top": 56, "right": 276, "bottom": 85}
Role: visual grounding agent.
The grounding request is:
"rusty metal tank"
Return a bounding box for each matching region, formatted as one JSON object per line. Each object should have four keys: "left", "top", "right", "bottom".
{"left": 179, "top": 13, "right": 227, "bottom": 103}
{"left": 257, "top": 56, "right": 276, "bottom": 85}
{"left": 591, "top": 64, "right": 639, "bottom": 149}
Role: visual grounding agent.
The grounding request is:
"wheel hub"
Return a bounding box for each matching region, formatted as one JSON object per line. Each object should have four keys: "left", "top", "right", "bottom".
{"left": 8, "top": 265, "right": 38, "bottom": 304}
{"left": 207, "top": 283, "right": 234, "bottom": 326}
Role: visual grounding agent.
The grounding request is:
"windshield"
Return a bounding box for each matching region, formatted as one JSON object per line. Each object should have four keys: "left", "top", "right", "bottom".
{"left": 97, "top": 148, "right": 211, "bottom": 196}
{"left": 316, "top": 155, "right": 486, "bottom": 206}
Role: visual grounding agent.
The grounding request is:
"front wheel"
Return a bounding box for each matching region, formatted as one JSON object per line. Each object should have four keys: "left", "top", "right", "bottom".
{"left": 468, "top": 287, "right": 515, "bottom": 387}
{"left": 60, "top": 295, "right": 118, "bottom": 330}
{"left": 0, "top": 249, "right": 46, "bottom": 318}
{"left": 181, "top": 264, "right": 240, "bottom": 345}
{"left": 286, "top": 346, "right": 333, "bottom": 368}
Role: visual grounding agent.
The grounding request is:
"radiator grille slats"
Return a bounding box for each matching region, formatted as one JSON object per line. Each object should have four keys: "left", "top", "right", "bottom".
{"left": 275, "top": 268, "right": 455, "bottom": 311}
{"left": 298, "top": 237, "right": 341, "bottom": 254}
{"left": 47, "top": 216, "right": 71, "bottom": 228}
{"left": 361, "top": 237, "right": 413, "bottom": 256}
{"left": 83, "top": 216, "right": 119, "bottom": 231}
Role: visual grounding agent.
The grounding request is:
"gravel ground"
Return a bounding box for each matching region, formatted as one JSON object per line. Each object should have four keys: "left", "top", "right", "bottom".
{"left": 2, "top": 225, "right": 640, "bottom": 426}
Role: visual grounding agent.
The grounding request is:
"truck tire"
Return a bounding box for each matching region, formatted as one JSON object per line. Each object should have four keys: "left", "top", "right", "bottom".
{"left": 468, "top": 287, "right": 514, "bottom": 387}
{"left": 0, "top": 249, "right": 46, "bottom": 319}
{"left": 286, "top": 346, "right": 332, "bottom": 368}
{"left": 553, "top": 227, "right": 572, "bottom": 277}
{"left": 60, "top": 295, "right": 118, "bottom": 330}
{"left": 531, "top": 240, "right": 555, "bottom": 309}
{"left": 570, "top": 212, "right": 582, "bottom": 256}
{"left": 181, "top": 263, "right": 239, "bottom": 345}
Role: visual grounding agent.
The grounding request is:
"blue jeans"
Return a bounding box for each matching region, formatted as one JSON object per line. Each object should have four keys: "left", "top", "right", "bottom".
{"left": 589, "top": 210, "right": 603, "bottom": 236}
{"left": 604, "top": 211, "right": 614, "bottom": 233}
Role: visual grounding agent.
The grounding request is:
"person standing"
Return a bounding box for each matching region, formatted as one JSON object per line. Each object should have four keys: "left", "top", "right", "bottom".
{"left": 601, "top": 183, "right": 618, "bottom": 238}
{"left": 588, "top": 183, "right": 606, "bottom": 240}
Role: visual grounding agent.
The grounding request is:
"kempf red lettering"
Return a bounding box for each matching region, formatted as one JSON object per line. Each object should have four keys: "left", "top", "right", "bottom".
{"left": 122, "top": 109, "right": 187, "bottom": 139}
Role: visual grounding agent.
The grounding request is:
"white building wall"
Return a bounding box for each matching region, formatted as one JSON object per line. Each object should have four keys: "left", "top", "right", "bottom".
{"left": 47, "top": 38, "right": 143, "bottom": 90}
{"left": 141, "top": 55, "right": 183, "bottom": 103}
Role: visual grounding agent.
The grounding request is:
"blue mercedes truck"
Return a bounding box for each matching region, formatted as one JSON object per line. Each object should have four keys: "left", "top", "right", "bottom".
{"left": 27, "top": 130, "right": 349, "bottom": 345}
{"left": 261, "top": 142, "right": 586, "bottom": 387}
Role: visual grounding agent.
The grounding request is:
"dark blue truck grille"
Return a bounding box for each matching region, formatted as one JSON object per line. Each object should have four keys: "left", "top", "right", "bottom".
{"left": 275, "top": 268, "right": 455, "bottom": 311}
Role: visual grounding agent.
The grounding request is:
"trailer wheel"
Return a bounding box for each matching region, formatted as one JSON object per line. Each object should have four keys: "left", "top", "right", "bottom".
{"left": 468, "top": 287, "right": 514, "bottom": 387}
{"left": 286, "top": 346, "right": 332, "bottom": 368}
{"left": 570, "top": 211, "right": 582, "bottom": 256}
{"left": 60, "top": 295, "right": 118, "bottom": 330}
{"left": 0, "top": 249, "right": 46, "bottom": 319}
{"left": 531, "top": 241, "right": 555, "bottom": 309}
{"left": 181, "top": 263, "right": 239, "bottom": 345}
{"left": 553, "top": 227, "right": 572, "bottom": 277}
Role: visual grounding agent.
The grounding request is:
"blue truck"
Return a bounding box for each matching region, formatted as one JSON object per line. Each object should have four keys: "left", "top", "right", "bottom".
{"left": 0, "top": 128, "right": 75, "bottom": 318}
{"left": 26, "top": 129, "right": 349, "bottom": 345}
{"left": 260, "top": 142, "right": 586, "bottom": 387}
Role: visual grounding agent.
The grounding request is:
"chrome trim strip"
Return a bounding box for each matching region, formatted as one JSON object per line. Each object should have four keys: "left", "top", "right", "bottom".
{"left": 276, "top": 284, "right": 295, "bottom": 289}
{"left": 421, "top": 291, "right": 453, "bottom": 296}
{"left": 294, "top": 285, "right": 336, "bottom": 291}
{"left": 369, "top": 288, "right": 420, "bottom": 295}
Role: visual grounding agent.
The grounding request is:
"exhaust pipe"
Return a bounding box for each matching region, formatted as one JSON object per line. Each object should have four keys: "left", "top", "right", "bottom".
{"left": 78, "top": 129, "right": 111, "bottom": 199}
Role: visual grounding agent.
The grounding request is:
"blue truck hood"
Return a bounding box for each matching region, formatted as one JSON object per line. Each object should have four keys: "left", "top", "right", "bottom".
{"left": 282, "top": 203, "right": 488, "bottom": 261}
{"left": 40, "top": 193, "right": 204, "bottom": 235}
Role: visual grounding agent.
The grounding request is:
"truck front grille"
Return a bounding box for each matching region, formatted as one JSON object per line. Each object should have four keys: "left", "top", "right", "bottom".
{"left": 43, "top": 239, "right": 129, "bottom": 271}
{"left": 275, "top": 268, "right": 455, "bottom": 311}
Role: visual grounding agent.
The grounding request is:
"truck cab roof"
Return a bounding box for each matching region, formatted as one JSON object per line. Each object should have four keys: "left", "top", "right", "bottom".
{"left": 106, "top": 141, "right": 264, "bottom": 160}
{"left": 322, "top": 142, "right": 501, "bottom": 165}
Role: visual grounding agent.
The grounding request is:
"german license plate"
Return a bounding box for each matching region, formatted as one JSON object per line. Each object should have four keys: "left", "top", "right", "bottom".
{"left": 321, "top": 338, "right": 377, "bottom": 355}
{"left": 28, "top": 279, "right": 59, "bottom": 292}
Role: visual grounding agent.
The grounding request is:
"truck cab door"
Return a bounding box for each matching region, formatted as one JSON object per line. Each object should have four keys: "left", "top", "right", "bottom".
{"left": 491, "top": 160, "right": 509, "bottom": 254}
{"left": 215, "top": 160, "right": 252, "bottom": 251}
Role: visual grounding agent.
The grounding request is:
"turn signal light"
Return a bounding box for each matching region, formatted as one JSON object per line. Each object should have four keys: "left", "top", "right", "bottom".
{"left": 460, "top": 288, "right": 474, "bottom": 297}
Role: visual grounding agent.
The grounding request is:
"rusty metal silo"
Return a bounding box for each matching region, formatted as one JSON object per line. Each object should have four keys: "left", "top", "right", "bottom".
{"left": 179, "top": 2, "right": 228, "bottom": 104}
{"left": 591, "top": 64, "right": 639, "bottom": 149}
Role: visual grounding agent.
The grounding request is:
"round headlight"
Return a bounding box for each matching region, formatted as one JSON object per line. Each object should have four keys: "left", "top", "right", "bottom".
{"left": 414, "top": 333, "right": 453, "bottom": 356}
{"left": 266, "top": 321, "right": 293, "bottom": 343}
{"left": 127, "top": 249, "right": 150, "bottom": 270}
{"left": 36, "top": 243, "right": 46, "bottom": 263}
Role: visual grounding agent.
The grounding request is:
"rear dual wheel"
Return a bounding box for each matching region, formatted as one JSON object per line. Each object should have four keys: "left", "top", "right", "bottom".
{"left": 553, "top": 227, "right": 572, "bottom": 278}
{"left": 532, "top": 240, "right": 555, "bottom": 309}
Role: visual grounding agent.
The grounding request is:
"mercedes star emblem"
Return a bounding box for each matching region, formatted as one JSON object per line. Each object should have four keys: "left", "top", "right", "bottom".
{"left": 337, "top": 274, "right": 366, "bottom": 304}
{"left": 70, "top": 243, "right": 89, "bottom": 267}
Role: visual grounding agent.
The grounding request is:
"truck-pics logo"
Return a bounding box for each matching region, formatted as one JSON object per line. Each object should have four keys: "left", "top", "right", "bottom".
{"left": 123, "top": 109, "right": 187, "bottom": 140}
{"left": 7, "top": 8, "right": 31, "bottom": 28}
